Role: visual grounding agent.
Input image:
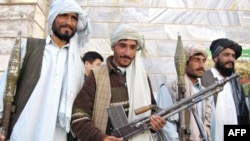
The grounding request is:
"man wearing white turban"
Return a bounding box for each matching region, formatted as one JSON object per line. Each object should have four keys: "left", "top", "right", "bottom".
{"left": 0, "top": 0, "right": 90, "bottom": 141}
{"left": 71, "top": 24, "right": 166, "bottom": 141}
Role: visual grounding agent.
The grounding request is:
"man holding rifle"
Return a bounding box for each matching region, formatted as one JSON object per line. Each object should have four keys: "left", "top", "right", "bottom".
{"left": 170, "top": 43, "right": 212, "bottom": 141}
{"left": 71, "top": 24, "right": 166, "bottom": 141}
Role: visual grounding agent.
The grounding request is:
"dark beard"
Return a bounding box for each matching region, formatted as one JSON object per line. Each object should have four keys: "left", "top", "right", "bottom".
{"left": 215, "top": 61, "right": 235, "bottom": 76}
{"left": 52, "top": 21, "right": 76, "bottom": 42}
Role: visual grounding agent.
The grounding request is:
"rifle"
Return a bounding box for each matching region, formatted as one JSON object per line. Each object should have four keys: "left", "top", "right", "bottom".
{"left": 107, "top": 73, "right": 239, "bottom": 140}
{"left": 1, "top": 31, "right": 21, "bottom": 140}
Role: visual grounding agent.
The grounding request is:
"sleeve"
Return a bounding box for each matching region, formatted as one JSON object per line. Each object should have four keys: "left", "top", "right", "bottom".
{"left": 0, "top": 71, "right": 7, "bottom": 118}
{"left": 155, "top": 84, "right": 180, "bottom": 141}
{"left": 71, "top": 71, "right": 107, "bottom": 141}
{"left": 204, "top": 96, "right": 213, "bottom": 141}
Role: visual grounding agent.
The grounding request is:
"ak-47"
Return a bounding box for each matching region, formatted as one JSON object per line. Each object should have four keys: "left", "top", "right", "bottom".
{"left": 108, "top": 73, "right": 239, "bottom": 140}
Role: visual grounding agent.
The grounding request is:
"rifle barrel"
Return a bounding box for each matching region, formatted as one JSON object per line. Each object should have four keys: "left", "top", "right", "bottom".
{"left": 111, "top": 73, "right": 239, "bottom": 139}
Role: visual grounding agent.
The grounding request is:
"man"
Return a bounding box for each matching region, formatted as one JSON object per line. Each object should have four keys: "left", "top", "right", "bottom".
{"left": 201, "top": 38, "right": 249, "bottom": 141}
{"left": 82, "top": 51, "right": 104, "bottom": 78}
{"left": 71, "top": 24, "right": 166, "bottom": 141}
{"left": 0, "top": 0, "right": 90, "bottom": 141}
{"left": 170, "top": 43, "right": 212, "bottom": 141}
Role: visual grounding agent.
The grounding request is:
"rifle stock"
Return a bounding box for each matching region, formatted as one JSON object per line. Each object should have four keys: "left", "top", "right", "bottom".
{"left": 111, "top": 73, "right": 239, "bottom": 140}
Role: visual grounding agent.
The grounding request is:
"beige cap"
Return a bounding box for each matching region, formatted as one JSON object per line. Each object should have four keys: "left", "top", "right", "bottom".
{"left": 184, "top": 43, "right": 208, "bottom": 61}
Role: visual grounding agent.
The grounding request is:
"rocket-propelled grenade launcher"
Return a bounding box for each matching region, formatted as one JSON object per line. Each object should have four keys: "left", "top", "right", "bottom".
{"left": 1, "top": 31, "right": 22, "bottom": 140}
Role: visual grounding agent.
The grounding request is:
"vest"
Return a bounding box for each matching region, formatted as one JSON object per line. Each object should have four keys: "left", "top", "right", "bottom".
{"left": 9, "top": 38, "right": 46, "bottom": 136}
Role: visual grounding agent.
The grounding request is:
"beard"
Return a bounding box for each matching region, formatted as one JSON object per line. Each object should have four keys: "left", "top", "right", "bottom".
{"left": 52, "top": 21, "right": 76, "bottom": 42}
{"left": 215, "top": 60, "right": 235, "bottom": 76}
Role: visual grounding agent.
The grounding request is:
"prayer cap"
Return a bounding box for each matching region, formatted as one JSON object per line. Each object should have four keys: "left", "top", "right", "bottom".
{"left": 210, "top": 38, "right": 242, "bottom": 59}
{"left": 184, "top": 43, "right": 208, "bottom": 61}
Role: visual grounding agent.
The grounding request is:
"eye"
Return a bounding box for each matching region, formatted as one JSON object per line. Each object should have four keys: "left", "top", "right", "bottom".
{"left": 131, "top": 45, "right": 137, "bottom": 50}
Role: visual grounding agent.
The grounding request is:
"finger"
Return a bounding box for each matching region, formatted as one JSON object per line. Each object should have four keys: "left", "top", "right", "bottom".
{"left": 150, "top": 115, "right": 166, "bottom": 130}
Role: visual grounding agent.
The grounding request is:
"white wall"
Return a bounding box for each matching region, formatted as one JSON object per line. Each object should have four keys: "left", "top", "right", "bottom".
{"left": 1, "top": 0, "right": 250, "bottom": 93}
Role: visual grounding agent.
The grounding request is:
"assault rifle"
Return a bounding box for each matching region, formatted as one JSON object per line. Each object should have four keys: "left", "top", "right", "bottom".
{"left": 107, "top": 73, "right": 239, "bottom": 140}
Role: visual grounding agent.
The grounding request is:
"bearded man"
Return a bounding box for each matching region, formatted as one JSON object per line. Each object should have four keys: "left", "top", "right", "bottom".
{"left": 201, "top": 38, "right": 249, "bottom": 141}
{"left": 0, "top": 0, "right": 90, "bottom": 140}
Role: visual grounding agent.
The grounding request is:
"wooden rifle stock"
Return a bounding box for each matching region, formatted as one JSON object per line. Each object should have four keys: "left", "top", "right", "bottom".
{"left": 110, "top": 73, "right": 239, "bottom": 140}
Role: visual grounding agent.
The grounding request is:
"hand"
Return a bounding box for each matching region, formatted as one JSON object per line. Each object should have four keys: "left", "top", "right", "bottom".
{"left": 103, "top": 136, "right": 123, "bottom": 141}
{"left": 150, "top": 115, "right": 166, "bottom": 131}
{"left": 0, "top": 134, "right": 4, "bottom": 141}
{"left": 0, "top": 127, "right": 5, "bottom": 141}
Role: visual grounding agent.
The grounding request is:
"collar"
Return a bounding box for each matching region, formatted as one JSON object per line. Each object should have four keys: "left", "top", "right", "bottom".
{"left": 106, "top": 56, "right": 124, "bottom": 75}
{"left": 46, "top": 35, "right": 69, "bottom": 48}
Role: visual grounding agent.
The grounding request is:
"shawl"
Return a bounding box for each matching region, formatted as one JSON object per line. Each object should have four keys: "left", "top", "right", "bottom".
{"left": 92, "top": 65, "right": 111, "bottom": 133}
{"left": 48, "top": 0, "right": 90, "bottom": 132}
{"left": 110, "top": 24, "right": 153, "bottom": 140}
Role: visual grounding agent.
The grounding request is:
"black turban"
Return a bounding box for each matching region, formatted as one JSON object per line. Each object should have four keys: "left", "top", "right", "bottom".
{"left": 210, "top": 38, "right": 242, "bottom": 59}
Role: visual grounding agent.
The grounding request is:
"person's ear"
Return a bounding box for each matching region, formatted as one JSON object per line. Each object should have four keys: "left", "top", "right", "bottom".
{"left": 213, "top": 56, "right": 218, "bottom": 62}
{"left": 85, "top": 61, "right": 90, "bottom": 67}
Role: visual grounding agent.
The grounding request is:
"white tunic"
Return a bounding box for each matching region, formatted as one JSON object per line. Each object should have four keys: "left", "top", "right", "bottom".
{"left": 211, "top": 67, "right": 237, "bottom": 141}
{"left": 10, "top": 37, "right": 68, "bottom": 141}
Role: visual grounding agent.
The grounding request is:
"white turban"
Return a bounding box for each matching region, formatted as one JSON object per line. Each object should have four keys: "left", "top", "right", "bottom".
{"left": 48, "top": 0, "right": 90, "bottom": 47}
{"left": 110, "top": 24, "right": 148, "bottom": 57}
{"left": 184, "top": 43, "right": 208, "bottom": 61}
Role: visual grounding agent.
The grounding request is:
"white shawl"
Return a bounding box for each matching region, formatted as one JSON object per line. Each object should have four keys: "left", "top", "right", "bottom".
{"left": 48, "top": 0, "right": 90, "bottom": 132}
{"left": 110, "top": 24, "right": 153, "bottom": 140}
{"left": 211, "top": 67, "right": 237, "bottom": 141}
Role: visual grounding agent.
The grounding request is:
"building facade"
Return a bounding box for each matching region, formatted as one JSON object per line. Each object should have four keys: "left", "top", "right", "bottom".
{"left": 0, "top": 0, "right": 250, "bottom": 93}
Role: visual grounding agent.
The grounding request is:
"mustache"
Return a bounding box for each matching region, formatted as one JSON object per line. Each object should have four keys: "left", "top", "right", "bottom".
{"left": 196, "top": 68, "right": 205, "bottom": 72}
{"left": 225, "top": 61, "right": 234, "bottom": 65}
{"left": 60, "top": 24, "right": 74, "bottom": 31}
{"left": 120, "top": 56, "right": 132, "bottom": 60}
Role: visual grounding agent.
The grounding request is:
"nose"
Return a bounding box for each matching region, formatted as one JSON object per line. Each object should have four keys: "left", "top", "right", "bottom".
{"left": 200, "top": 62, "right": 205, "bottom": 68}
{"left": 124, "top": 47, "right": 132, "bottom": 55}
{"left": 229, "top": 55, "right": 236, "bottom": 62}
{"left": 64, "top": 15, "right": 76, "bottom": 25}
{"left": 65, "top": 17, "right": 72, "bottom": 24}
{"left": 197, "top": 60, "right": 205, "bottom": 70}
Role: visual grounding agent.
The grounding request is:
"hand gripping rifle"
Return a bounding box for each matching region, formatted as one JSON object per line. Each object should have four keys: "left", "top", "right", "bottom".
{"left": 1, "top": 31, "right": 21, "bottom": 140}
{"left": 107, "top": 73, "right": 239, "bottom": 140}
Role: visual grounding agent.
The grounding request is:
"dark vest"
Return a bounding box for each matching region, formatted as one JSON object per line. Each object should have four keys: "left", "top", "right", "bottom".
{"left": 9, "top": 38, "right": 46, "bottom": 136}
